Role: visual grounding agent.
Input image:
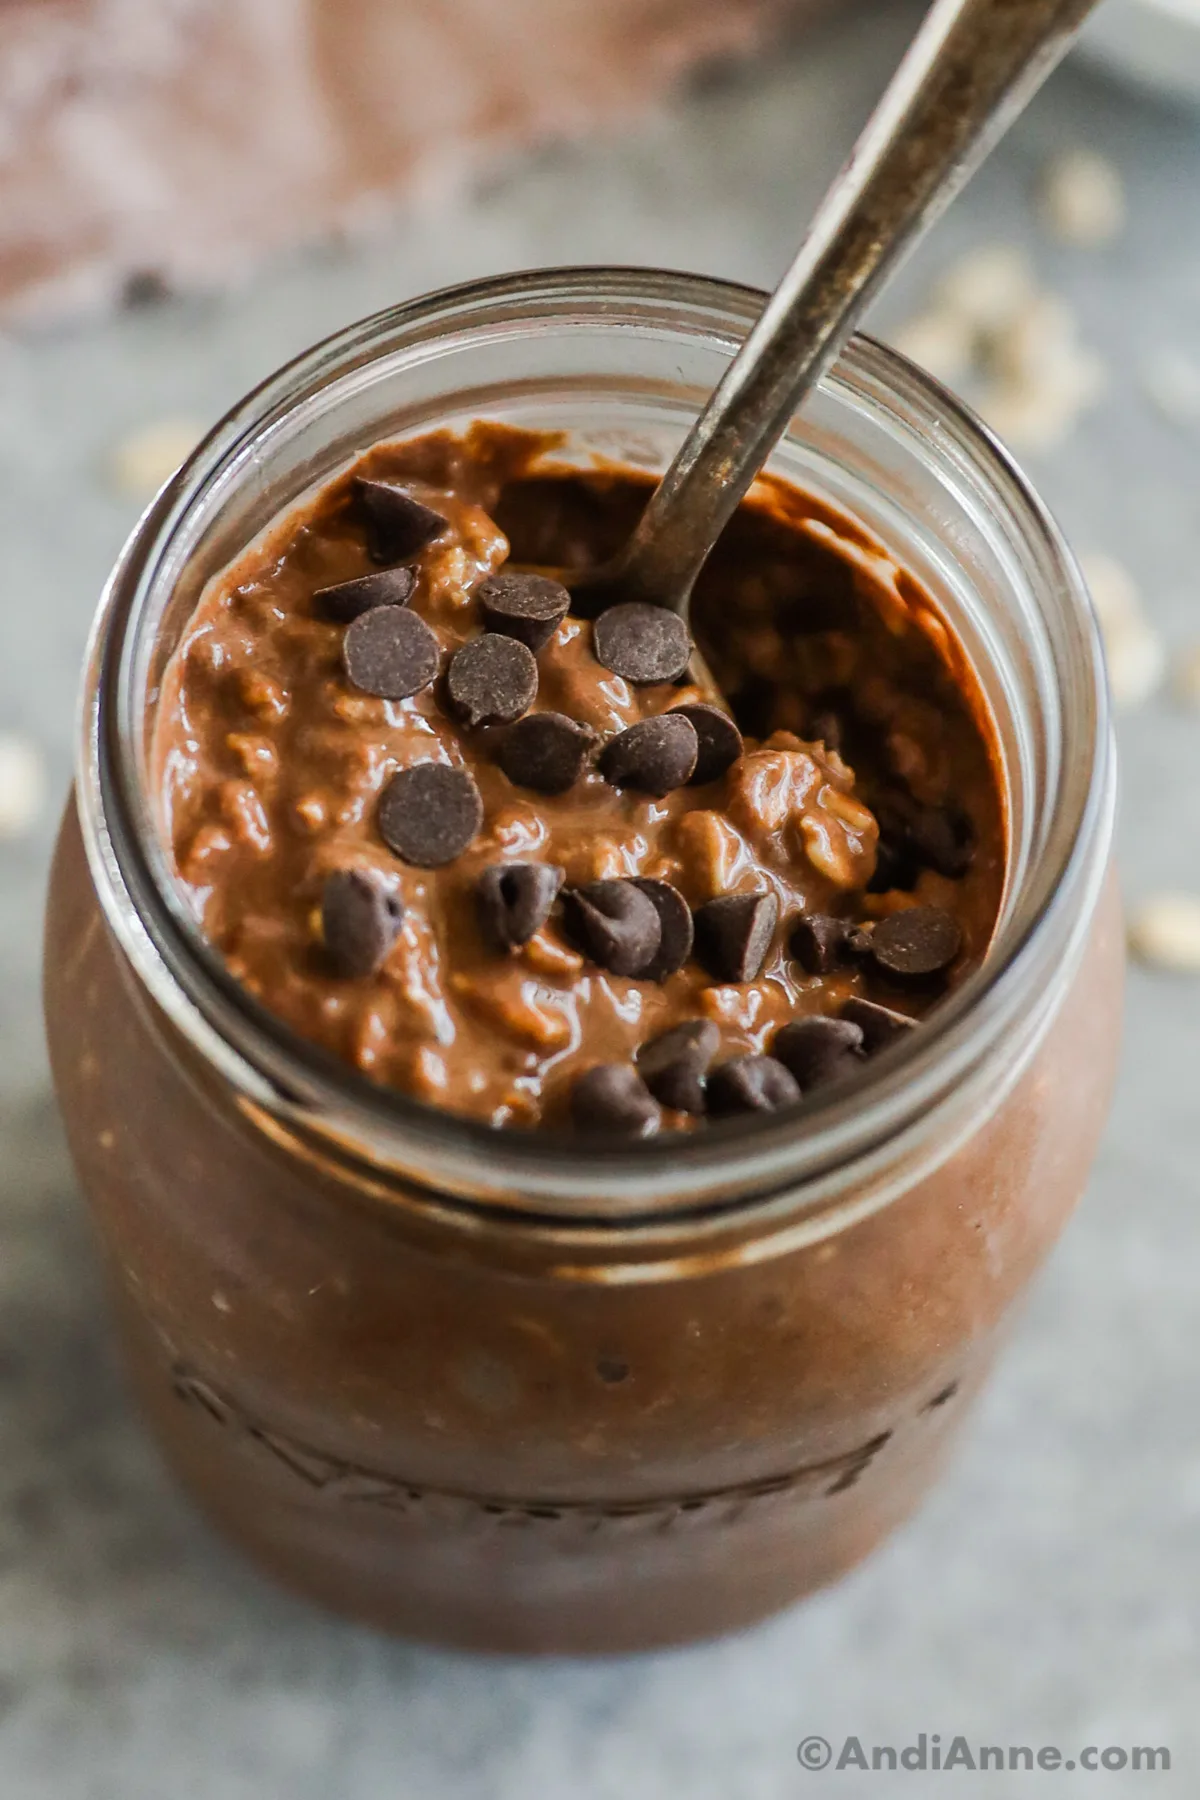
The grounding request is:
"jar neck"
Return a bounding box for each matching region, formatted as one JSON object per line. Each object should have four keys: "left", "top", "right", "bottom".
{"left": 77, "top": 268, "right": 1115, "bottom": 1233}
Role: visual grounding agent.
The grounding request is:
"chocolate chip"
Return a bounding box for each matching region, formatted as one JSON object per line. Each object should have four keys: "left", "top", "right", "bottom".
{"left": 571, "top": 1064, "right": 660, "bottom": 1137}
{"left": 873, "top": 795, "right": 975, "bottom": 884}
{"left": 706, "top": 1055, "right": 801, "bottom": 1117}
{"left": 869, "top": 906, "right": 962, "bottom": 981}
{"left": 477, "top": 862, "right": 564, "bottom": 949}
{"left": 694, "top": 891, "right": 779, "bottom": 983}
{"left": 495, "top": 712, "right": 597, "bottom": 795}
{"left": 631, "top": 879, "right": 694, "bottom": 979}
{"left": 593, "top": 603, "right": 692, "bottom": 685}
{"left": 314, "top": 566, "right": 415, "bottom": 623}
{"left": 908, "top": 805, "right": 975, "bottom": 879}
{"left": 356, "top": 479, "right": 448, "bottom": 563}
{"left": 480, "top": 571, "right": 571, "bottom": 653}
{"left": 598, "top": 714, "right": 698, "bottom": 796}
{"left": 868, "top": 834, "right": 922, "bottom": 895}
{"left": 636, "top": 1019, "right": 720, "bottom": 1114}
{"left": 343, "top": 605, "right": 440, "bottom": 699}
{"left": 841, "top": 996, "right": 918, "bottom": 1054}
{"left": 562, "top": 880, "right": 662, "bottom": 978}
{"left": 321, "top": 868, "right": 405, "bottom": 977}
{"left": 789, "top": 912, "right": 851, "bottom": 974}
{"left": 446, "top": 634, "right": 538, "bottom": 728}
{"left": 669, "top": 703, "right": 743, "bottom": 784}
{"left": 377, "top": 764, "right": 483, "bottom": 867}
{"left": 772, "top": 1016, "right": 864, "bottom": 1090}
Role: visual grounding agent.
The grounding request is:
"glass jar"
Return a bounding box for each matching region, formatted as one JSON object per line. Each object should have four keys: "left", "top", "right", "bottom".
{"left": 44, "top": 269, "right": 1121, "bottom": 1653}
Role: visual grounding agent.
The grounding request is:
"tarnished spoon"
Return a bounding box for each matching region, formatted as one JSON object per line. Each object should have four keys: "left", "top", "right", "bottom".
{"left": 576, "top": 0, "right": 1099, "bottom": 624}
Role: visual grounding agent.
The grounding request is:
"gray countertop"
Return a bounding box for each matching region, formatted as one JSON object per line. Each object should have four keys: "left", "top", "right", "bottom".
{"left": 2, "top": 4, "right": 1199, "bottom": 1794}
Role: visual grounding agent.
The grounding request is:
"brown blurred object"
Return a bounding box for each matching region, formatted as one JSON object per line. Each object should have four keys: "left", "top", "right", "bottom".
{"left": 0, "top": 0, "right": 819, "bottom": 326}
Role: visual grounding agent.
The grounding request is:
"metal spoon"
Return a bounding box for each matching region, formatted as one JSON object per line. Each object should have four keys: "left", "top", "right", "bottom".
{"left": 579, "top": 0, "right": 1099, "bottom": 621}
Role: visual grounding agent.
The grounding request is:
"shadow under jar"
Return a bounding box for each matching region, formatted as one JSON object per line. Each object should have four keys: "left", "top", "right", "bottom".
{"left": 44, "top": 269, "right": 1122, "bottom": 1653}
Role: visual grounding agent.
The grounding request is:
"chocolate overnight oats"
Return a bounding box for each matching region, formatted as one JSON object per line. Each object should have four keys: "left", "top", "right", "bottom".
{"left": 44, "top": 276, "right": 1120, "bottom": 1651}
{"left": 154, "top": 424, "right": 1005, "bottom": 1135}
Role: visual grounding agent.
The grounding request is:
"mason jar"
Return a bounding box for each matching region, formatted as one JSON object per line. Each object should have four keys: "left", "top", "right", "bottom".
{"left": 43, "top": 269, "right": 1121, "bottom": 1653}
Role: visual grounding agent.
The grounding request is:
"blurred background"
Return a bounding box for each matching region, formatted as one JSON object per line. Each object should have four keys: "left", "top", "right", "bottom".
{"left": 2, "top": 0, "right": 1199, "bottom": 1794}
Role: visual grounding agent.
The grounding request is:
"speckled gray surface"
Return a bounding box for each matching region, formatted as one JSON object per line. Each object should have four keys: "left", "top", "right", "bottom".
{"left": 2, "top": 4, "right": 1199, "bottom": 1794}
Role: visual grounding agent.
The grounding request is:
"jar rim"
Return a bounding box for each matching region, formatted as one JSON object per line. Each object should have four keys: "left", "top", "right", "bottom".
{"left": 78, "top": 265, "right": 1115, "bottom": 1231}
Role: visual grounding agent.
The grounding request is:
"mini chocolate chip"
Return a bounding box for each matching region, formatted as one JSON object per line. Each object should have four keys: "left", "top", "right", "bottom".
{"left": 343, "top": 605, "right": 440, "bottom": 699}
{"left": 868, "top": 833, "right": 922, "bottom": 894}
{"left": 356, "top": 479, "right": 448, "bottom": 563}
{"left": 593, "top": 603, "right": 692, "bottom": 685}
{"left": 377, "top": 764, "right": 483, "bottom": 867}
{"left": 669, "top": 703, "right": 743, "bottom": 784}
{"left": 873, "top": 795, "right": 975, "bottom": 883}
{"left": 631, "top": 879, "right": 694, "bottom": 980}
{"left": 496, "top": 712, "right": 597, "bottom": 795}
{"left": 477, "top": 862, "right": 565, "bottom": 949}
{"left": 562, "top": 880, "right": 662, "bottom": 978}
{"left": 841, "top": 996, "right": 918, "bottom": 1054}
{"left": 636, "top": 1019, "right": 720, "bottom": 1114}
{"left": 869, "top": 906, "right": 962, "bottom": 981}
{"left": 772, "top": 1016, "right": 865, "bottom": 1090}
{"left": 908, "top": 804, "right": 975, "bottom": 879}
{"left": 598, "top": 714, "right": 698, "bottom": 796}
{"left": 706, "top": 1054, "right": 801, "bottom": 1117}
{"left": 314, "top": 566, "right": 415, "bottom": 623}
{"left": 446, "top": 634, "right": 538, "bottom": 728}
{"left": 694, "top": 891, "right": 779, "bottom": 983}
{"left": 571, "top": 1064, "right": 660, "bottom": 1136}
{"left": 480, "top": 571, "right": 571, "bottom": 652}
{"left": 321, "top": 868, "right": 404, "bottom": 978}
{"left": 790, "top": 913, "right": 851, "bottom": 974}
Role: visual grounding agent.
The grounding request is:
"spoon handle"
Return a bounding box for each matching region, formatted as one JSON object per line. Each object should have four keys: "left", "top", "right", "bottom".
{"left": 613, "top": 0, "right": 1099, "bottom": 614}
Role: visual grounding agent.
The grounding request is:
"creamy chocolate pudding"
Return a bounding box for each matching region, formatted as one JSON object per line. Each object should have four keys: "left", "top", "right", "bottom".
{"left": 153, "top": 424, "right": 1005, "bottom": 1134}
